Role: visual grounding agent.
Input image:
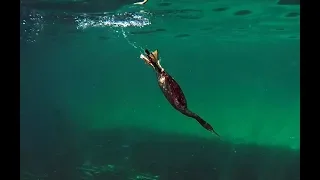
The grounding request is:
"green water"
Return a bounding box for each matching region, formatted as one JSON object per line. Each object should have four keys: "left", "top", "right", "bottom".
{"left": 21, "top": 0, "right": 299, "bottom": 148}
{"left": 20, "top": 0, "right": 300, "bottom": 179}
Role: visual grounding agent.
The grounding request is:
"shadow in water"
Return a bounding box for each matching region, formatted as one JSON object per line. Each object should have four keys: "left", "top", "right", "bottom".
{"left": 20, "top": 127, "right": 300, "bottom": 180}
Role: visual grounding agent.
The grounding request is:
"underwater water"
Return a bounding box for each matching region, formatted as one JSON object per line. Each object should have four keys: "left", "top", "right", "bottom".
{"left": 20, "top": 0, "right": 300, "bottom": 180}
